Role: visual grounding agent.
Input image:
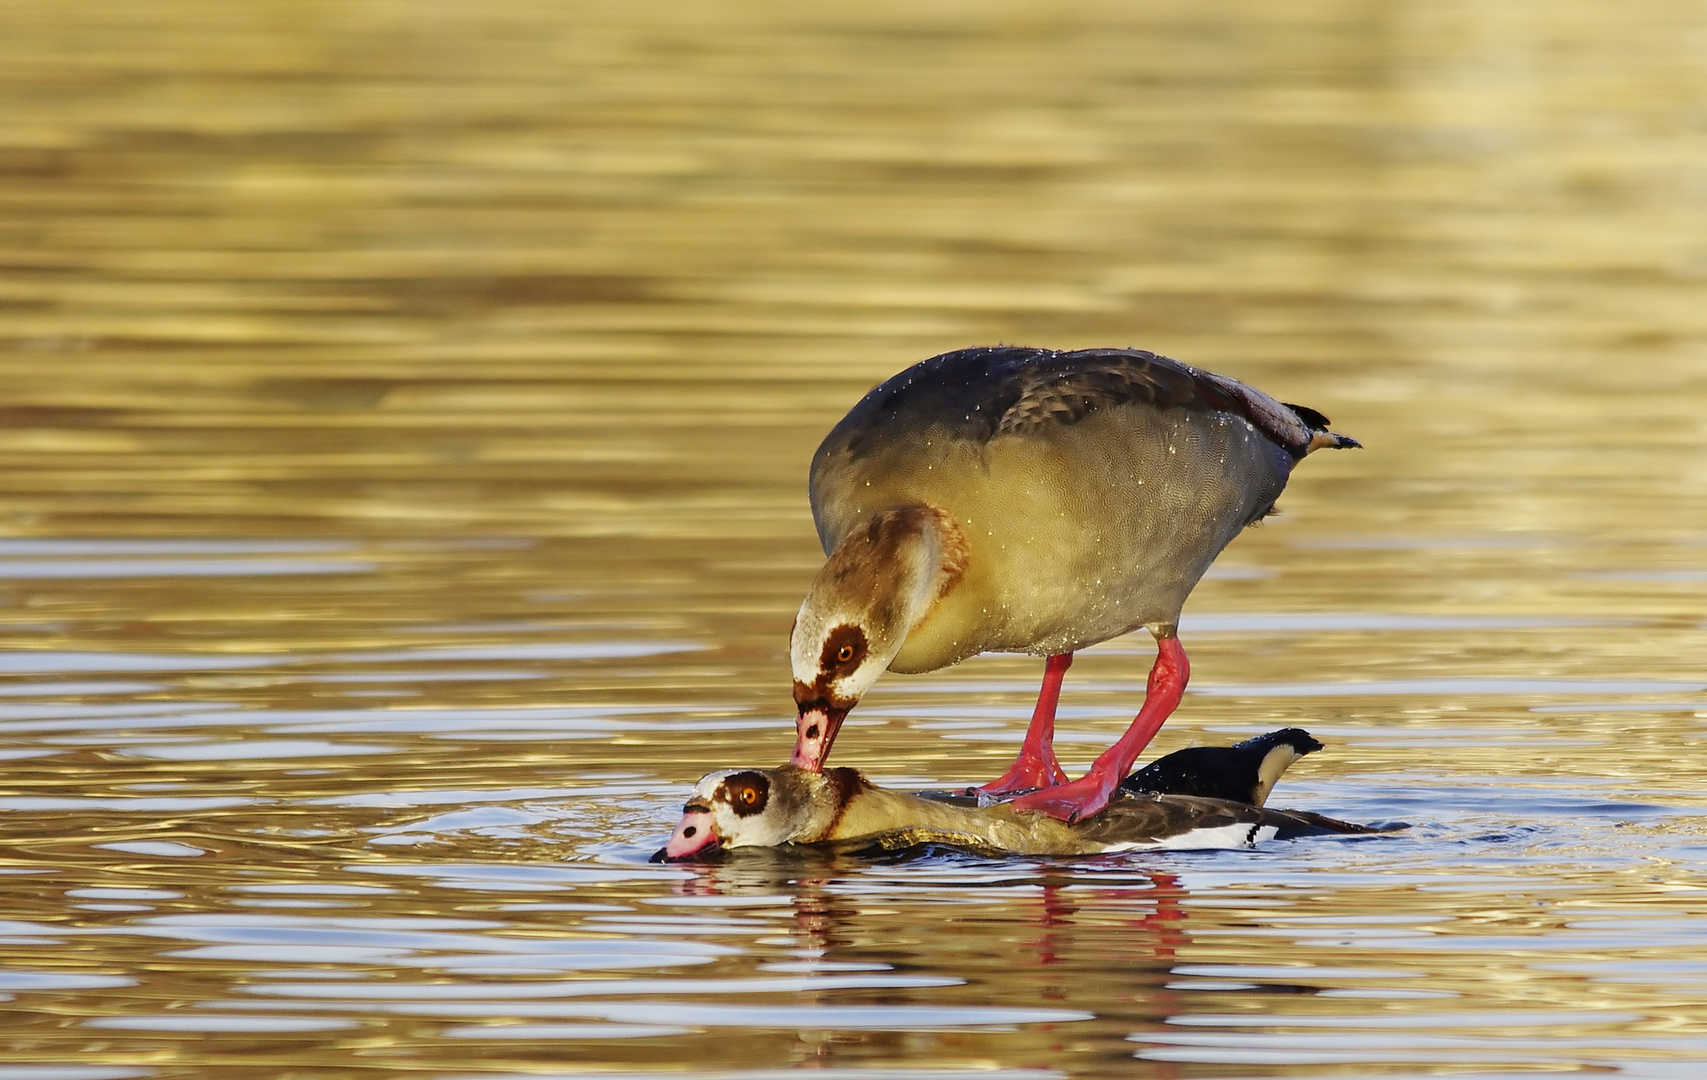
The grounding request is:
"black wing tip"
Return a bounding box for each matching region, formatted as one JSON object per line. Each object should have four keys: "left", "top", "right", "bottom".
{"left": 1284, "top": 402, "right": 1332, "bottom": 429}
{"left": 1282, "top": 401, "right": 1361, "bottom": 452}
{"left": 1233, "top": 727, "right": 1325, "bottom": 756}
{"left": 1269, "top": 810, "right": 1407, "bottom": 838}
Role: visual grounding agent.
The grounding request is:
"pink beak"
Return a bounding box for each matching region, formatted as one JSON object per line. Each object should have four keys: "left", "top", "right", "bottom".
{"left": 652, "top": 809, "right": 719, "bottom": 862}
{"left": 790, "top": 705, "right": 848, "bottom": 771}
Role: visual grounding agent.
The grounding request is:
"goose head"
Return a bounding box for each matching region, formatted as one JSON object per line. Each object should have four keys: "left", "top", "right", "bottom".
{"left": 788, "top": 505, "right": 968, "bottom": 770}
{"left": 653, "top": 767, "right": 863, "bottom": 861}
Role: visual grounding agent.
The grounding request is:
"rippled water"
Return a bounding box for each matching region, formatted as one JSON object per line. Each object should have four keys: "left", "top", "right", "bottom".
{"left": 2, "top": 2, "right": 1706, "bottom": 1077}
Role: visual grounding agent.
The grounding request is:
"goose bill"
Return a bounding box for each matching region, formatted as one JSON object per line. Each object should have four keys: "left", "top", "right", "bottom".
{"left": 653, "top": 807, "right": 720, "bottom": 862}
{"left": 790, "top": 705, "right": 849, "bottom": 771}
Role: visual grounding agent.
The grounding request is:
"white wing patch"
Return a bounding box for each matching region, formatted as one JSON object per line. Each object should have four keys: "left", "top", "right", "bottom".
{"left": 1100, "top": 822, "right": 1281, "bottom": 853}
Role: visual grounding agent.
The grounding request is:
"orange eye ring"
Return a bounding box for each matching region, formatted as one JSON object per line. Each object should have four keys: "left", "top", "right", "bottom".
{"left": 738, "top": 787, "right": 757, "bottom": 806}
{"left": 836, "top": 644, "right": 855, "bottom": 663}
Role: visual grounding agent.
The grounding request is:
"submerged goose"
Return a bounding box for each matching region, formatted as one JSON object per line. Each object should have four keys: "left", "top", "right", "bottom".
{"left": 655, "top": 729, "right": 1377, "bottom": 861}
{"left": 789, "top": 346, "right": 1358, "bottom": 821}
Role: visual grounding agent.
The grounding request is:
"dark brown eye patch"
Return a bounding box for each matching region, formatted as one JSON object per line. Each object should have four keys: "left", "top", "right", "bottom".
{"left": 719, "top": 771, "right": 770, "bottom": 817}
{"left": 819, "top": 625, "right": 867, "bottom": 674}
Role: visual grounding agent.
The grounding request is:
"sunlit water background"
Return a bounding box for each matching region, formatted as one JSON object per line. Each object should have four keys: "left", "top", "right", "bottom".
{"left": 2, "top": 2, "right": 1707, "bottom": 1077}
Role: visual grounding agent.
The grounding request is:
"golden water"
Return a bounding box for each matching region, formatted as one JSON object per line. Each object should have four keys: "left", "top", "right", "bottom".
{"left": 2, "top": 2, "right": 1706, "bottom": 1076}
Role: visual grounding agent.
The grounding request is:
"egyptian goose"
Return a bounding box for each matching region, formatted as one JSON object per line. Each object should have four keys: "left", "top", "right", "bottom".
{"left": 654, "top": 729, "right": 1377, "bottom": 861}
{"left": 789, "top": 346, "right": 1358, "bottom": 821}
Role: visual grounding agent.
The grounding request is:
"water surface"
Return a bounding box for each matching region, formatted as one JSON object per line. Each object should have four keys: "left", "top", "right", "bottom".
{"left": 2, "top": 2, "right": 1706, "bottom": 1077}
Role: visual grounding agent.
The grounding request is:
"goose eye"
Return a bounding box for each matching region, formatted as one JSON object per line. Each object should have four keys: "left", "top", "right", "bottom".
{"left": 836, "top": 644, "right": 855, "bottom": 663}
{"left": 724, "top": 772, "right": 769, "bottom": 816}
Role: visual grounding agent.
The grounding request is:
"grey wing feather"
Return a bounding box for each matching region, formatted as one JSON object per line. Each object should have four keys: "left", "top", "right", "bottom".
{"left": 828, "top": 347, "right": 1350, "bottom": 462}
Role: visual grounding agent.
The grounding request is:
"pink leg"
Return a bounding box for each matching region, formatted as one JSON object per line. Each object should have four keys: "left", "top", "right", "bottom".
{"left": 979, "top": 653, "right": 1073, "bottom": 793}
{"left": 1009, "top": 635, "right": 1189, "bottom": 823}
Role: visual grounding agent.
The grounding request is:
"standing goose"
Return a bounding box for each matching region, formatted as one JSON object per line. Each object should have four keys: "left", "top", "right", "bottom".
{"left": 789, "top": 346, "right": 1358, "bottom": 822}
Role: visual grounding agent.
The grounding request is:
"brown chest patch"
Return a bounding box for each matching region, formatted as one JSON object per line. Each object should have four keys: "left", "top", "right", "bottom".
{"left": 821, "top": 767, "right": 873, "bottom": 835}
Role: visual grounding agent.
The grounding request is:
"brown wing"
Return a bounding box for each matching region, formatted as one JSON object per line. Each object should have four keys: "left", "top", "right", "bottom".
{"left": 1078, "top": 792, "right": 1403, "bottom": 847}
{"left": 1073, "top": 792, "right": 1268, "bottom": 846}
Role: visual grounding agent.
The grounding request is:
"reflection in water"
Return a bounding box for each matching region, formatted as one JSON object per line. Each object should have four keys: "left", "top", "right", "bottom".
{"left": 2, "top": 0, "right": 1707, "bottom": 1077}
